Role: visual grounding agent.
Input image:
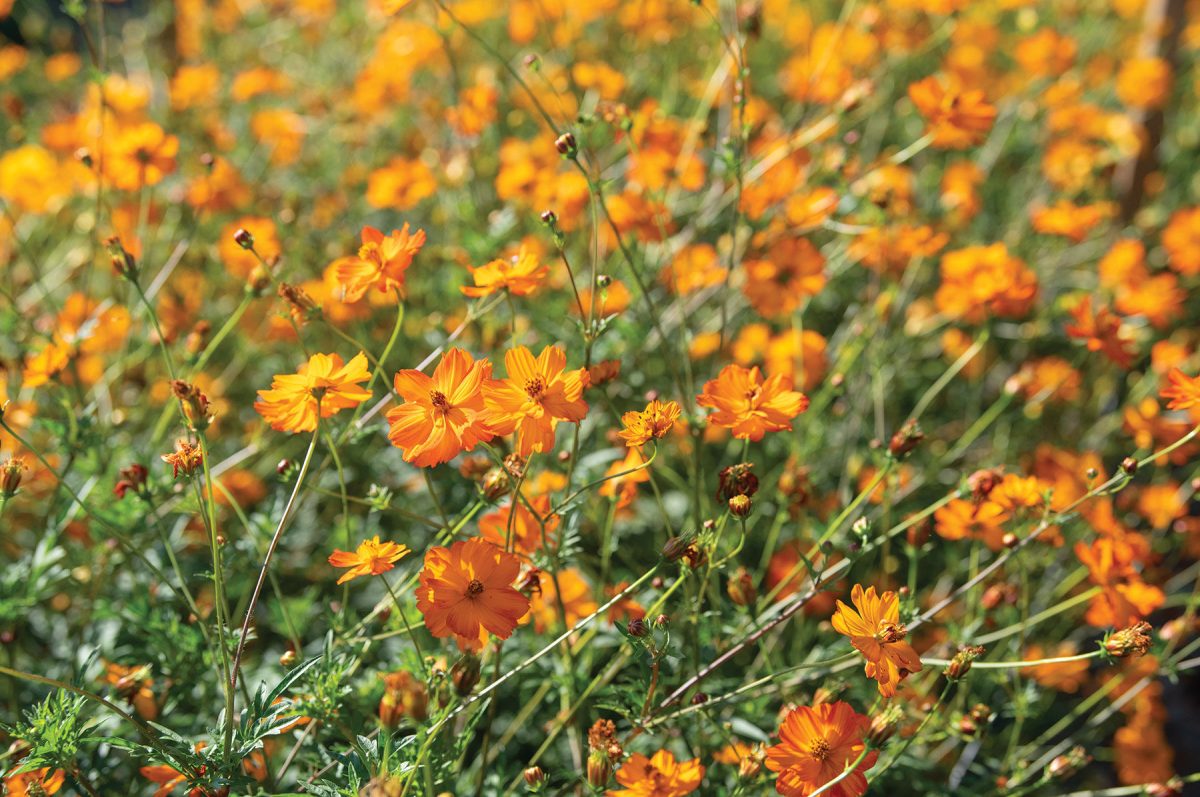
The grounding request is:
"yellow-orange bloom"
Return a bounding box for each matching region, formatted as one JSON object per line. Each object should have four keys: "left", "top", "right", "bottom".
{"left": 461, "top": 246, "right": 549, "bottom": 298}
{"left": 415, "top": 536, "right": 530, "bottom": 651}
{"left": 607, "top": 749, "right": 705, "bottom": 796}
{"left": 4, "top": 768, "right": 65, "bottom": 797}
{"left": 387, "top": 348, "right": 495, "bottom": 467}
{"left": 765, "top": 701, "right": 878, "bottom": 797}
{"left": 255, "top": 352, "right": 372, "bottom": 433}
{"left": 335, "top": 224, "right": 426, "bottom": 303}
{"left": 482, "top": 345, "right": 589, "bottom": 457}
{"left": 106, "top": 122, "right": 179, "bottom": 190}
{"left": 696, "top": 364, "right": 808, "bottom": 441}
{"left": 908, "top": 75, "right": 996, "bottom": 149}
{"left": 1161, "top": 368, "right": 1200, "bottom": 411}
{"left": 831, "top": 584, "right": 923, "bottom": 697}
{"left": 619, "top": 399, "right": 681, "bottom": 447}
{"left": 328, "top": 536, "right": 411, "bottom": 585}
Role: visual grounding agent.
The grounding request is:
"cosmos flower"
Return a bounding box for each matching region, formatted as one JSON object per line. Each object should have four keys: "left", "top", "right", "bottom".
{"left": 696, "top": 364, "right": 808, "bottom": 441}
{"left": 255, "top": 352, "right": 372, "bottom": 433}
{"left": 335, "top": 225, "right": 426, "bottom": 302}
{"left": 606, "top": 749, "right": 705, "bottom": 796}
{"left": 482, "top": 345, "right": 589, "bottom": 457}
{"left": 765, "top": 701, "right": 878, "bottom": 797}
{"left": 831, "top": 584, "right": 923, "bottom": 697}
{"left": 328, "top": 536, "right": 412, "bottom": 585}
{"left": 386, "top": 348, "right": 495, "bottom": 467}
{"left": 415, "top": 537, "right": 530, "bottom": 651}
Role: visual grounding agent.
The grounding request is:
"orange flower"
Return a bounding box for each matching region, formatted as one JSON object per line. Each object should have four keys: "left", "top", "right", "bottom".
{"left": 741, "top": 237, "right": 827, "bottom": 317}
{"left": 599, "top": 447, "right": 651, "bottom": 509}
{"left": 386, "top": 348, "right": 495, "bottom": 467}
{"left": 1030, "top": 200, "right": 1112, "bottom": 242}
{"left": 1064, "top": 296, "right": 1135, "bottom": 368}
{"left": 696, "top": 364, "right": 808, "bottom": 441}
{"left": 831, "top": 584, "right": 923, "bottom": 696}
{"left": 255, "top": 352, "right": 372, "bottom": 433}
{"left": 1026, "top": 642, "right": 1090, "bottom": 693}
{"left": 161, "top": 439, "right": 203, "bottom": 479}
{"left": 4, "top": 768, "right": 65, "bottom": 797}
{"left": 1075, "top": 538, "right": 1164, "bottom": 627}
{"left": 478, "top": 494, "right": 559, "bottom": 555}
{"left": 935, "top": 243, "right": 1037, "bottom": 322}
{"left": 908, "top": 75, "right": 996, "bottom": 149}
{"left": 1161, "top": 368, "right": 1200, "bottom": 410}
{"left": 607, "top": 749, "right": 705, "bottom": 796}
{"left": 482, "top": 345, "right": 589, "bottom": 457}
{"left": 22, "top": 339, "right": 70, "bottom": 388}
{"left": 1115, "top": 56, "right": 1172, "bottom": 110}
{"left": 365, "top": 156, "right": 437, "bottom": 210}
{"left": 1163, "top": 207, "right": 1200, "bottom": 275}
{"left": 328, "top": 536, "right": 411, "bottom": 585}
{"left": 934, "top": 498, "right": 1007, "bottom": 551}
{"left": 619, "top": 399, "right": 681, "bottom": 447}
{"left": 765, "top": 701, "right": 878, "bottom": 797}
{"left": 461, "top": 245, "right": 549, "bottom": 297}
{"left": 415, "top": 536, "right": 530, "bottom": 651}
{"left": 335, "top": 224, "right": 426, "bottom": 303}
{"left": 530, "top": 567, "right": 599, "bottom": 632}
{"left": 106, "top": 122, "right": 179, "bottom": 190}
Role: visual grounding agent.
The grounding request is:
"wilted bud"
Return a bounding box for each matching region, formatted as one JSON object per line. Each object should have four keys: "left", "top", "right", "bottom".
{"left": 234, "top": 228, "right": 255, "bottom": 250}
{"left": 480, "top": 466, "right": 511, "bottom": 502}
{"left": 1046, "top": 746, "right": 1089, "bottom": 780}
{"left": 726, "top": 568, "right": 756, "bottom": 606}
{"left": 554, "top": 132, "right": 577, "bottom": 157}
{"left": 1, "top": 457, "right": 26, "bottom": 497}
{"left": 888, "top": 419, "right": 924, "bottom": 459}
{"left": 728, "top": 494, "right": 752, "bottom": 517}
{"left": 967, "top": 468, "right": 1003, "bottom": 506}
{"left": 450, "top": 654, "right": 481, "bottom": 696}
{"left": 683, "top": 541, "right": 707, "bottom": 569}
{"left": 518, "top": 567, "right": 543, "bottom": 598}
{"left": 523, "top": 766, "right": 547, "bottom": 790}
{"left": 113, "top": 463, "right": 149, "bottom": 499}
{"left": 1120, "top": 457, "right": 1138, "bottom": 476}
{"left": 1104, "top": 621, "right": 1152, "bottom": 658}
{"left": 867, "top": 705, "right": 902, "bottom": 746}
{"left": 279, "top": 282, "right": 320, "bottom": 326}
{"left": 945, "top": 645, "right": 986, "bottom": 680}
{"left": 171, "top": 380, "right": 212, "bottom": 430}
{"left": 586, "top": 720, "right": 621, "bottom": 788}
{"left": 717, "top": 462, "right": 758, "bottom": 501}
{"left": 662, "top": 536, "right": 691, "bottom": 563}
{"left": 503, "top": 453, "right": 527, "bottom": 481}
{"left": 185, "top": 320, "right": 211, "bottom": 356}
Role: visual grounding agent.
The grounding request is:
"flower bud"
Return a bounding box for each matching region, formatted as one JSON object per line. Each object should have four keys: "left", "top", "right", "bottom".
{"left": 728, "top": 494, "right": 752, "bottom": 517}
{"left": 717, "top": 463, "right": 758, "bottom": 501}
{"left": 726, "top": 568, "right": 756, "bottom": 606}
{"left": 867, "top": 705, "right": 902, "bottom": 746}
{"left": 481, "top": 466, "right": 511, "bottom": 502}
{"left": 523, "top": 766, "right": 547, "bottom": 790}
{"left": 888, "top": 419, "right": 924, "bottom": 459}
{"left": 1046, "top": 746, "right": 1089, "bottom": 780}
{"left": 450, "top": 653, "right": 482, "bottom": 696}
{"left": 627, "top": 617, "right": 649, "bottom": 637}
{"left": 1120, "top": 456, "right": 1138, "bottom": 476}
{"left": 234, "top": 228, "right": 255, "bottom": 250}
{"left": 1104, "top": 621, "right": 1152, "bottom": 658}
{"left": 596, "top": 274, "right": 612, "bottom": 288}
{"left": 540, "top": 210, "right": 557, "bottom": 225}
{"left": 662, "top": 536, "right": 691, "bottom": 562}
{"left": 554, "top": 132, "right": 577, "bottom": 157}
{"left": 1, "top": 457, "right": 26, "bottom": 497}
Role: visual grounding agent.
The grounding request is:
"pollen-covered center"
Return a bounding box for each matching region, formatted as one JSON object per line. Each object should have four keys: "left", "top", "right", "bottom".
{"left": 809, "top": 738, "right": 832, "bottom": 761}
{"left": 875, "top": 620, "right": 908, "bottom": 644}
{"left": 467, "top": 579, "right": 485, "bottom": 597}
{"left": 524, "top": 376, "right": 547, "bottom": 400}
{"left": 430, "top": 390, "right": 450, "bottom": 412}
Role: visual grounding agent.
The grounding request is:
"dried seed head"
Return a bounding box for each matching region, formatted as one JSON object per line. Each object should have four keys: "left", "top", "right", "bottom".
{"left": 1104, "top": 621, "right": 1153, "bottom": 658}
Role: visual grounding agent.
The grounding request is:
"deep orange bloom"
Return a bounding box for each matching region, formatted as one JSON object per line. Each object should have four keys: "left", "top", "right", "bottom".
{"left": 765, "top": 701, "right": 878, "bottom": 797}
{"left": 478, "top": 494, "right": 559, "bottom": 555}
{"left": 415, "top": 536, "right": 530, "bottom": 651}
{"left": 908, "top": 75, "right": 996, "bottom": 149}
{"left": 335, "top": 225, "right": 426, "bottom": 303}
{"left": 4, "top": 768, "right": 65, "bottom": 797}
{"left": 607, "top": 749, "right": 705, "bottom": 796}
{"left": 386, "top": 348, "right": 495, "bottom": 467}
{"left": 161, "top": 439, "right": 203, "bottom": 479}
{"left": 1064, "top": 296, "right": 1135, "bottom": 368}
{"left": 1161, "top": 368, "right": 1200, "bottom": 411}
{"left": 255, "top": 352, "right": 372, "bottom": 433}
{"left": 328, "top": 536, "right": 411, "bottom": 585}
{"left": 482, "top": 345, "right": 589, "bottom": 456}
{"left": 831, "top": 584, "right": 923, "bottom": 696}
{"left": 619, "top": 399, "right": 681, "bottom": 447}
{"left": 461, "top": 246, "right": 549, "bottom": 297}
{"left": 696, "top": 364, "right": 808, "bottom": 441}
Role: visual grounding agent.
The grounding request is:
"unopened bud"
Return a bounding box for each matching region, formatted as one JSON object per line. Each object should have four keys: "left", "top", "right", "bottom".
{"left": 1, "top": 457, "right": 26, "bottom": 497}
{"left": 554, "top": 132, "right": 577, "bottom": 157}
{"left": 234, "top": 228, "right": 255, "bottom": 250}
{"left": 596, "top": 274, "right": 612, "bottom": 289}
{"left": 726, "top": 568, "right": 756, "bottom": 606}
{"left": 728, "top": 494, "right": 752, "bottom": 517}
{"left": 450, "top": 653, "right": 481, "bottom": 696}
{"left": 523, "top": 766, "right": 547, "bottom": 789}
{"left": 540, "top": 210, "right": 557, "bottom": 225}
{"left": 888, "top": 419, "right": 924, "bottom": 459}
{"left": 867, "top": 706, "right": 902, "bottom": 746}
{"left": 1120, "top": 457, "right": 1138, "bottom": 476}
{"left": 945, "top": 645, "right": 986, "bottom": 680}
{"left": 627, "top": 617, "right": 648, "bottom": 638}
{"left": 1046, "top": 746, "right": 1089, "bottom": 780}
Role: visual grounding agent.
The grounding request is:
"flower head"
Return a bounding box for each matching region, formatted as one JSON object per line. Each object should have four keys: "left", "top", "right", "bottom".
{"left": 255, "top": 352, "right": 372, "bottom": 433}
{"left": 335, "top": 224, "right": 426, "bottom": 302}
{"left": 482, "top": 345, "right": 589, "bottom": 457}
{"left": 161, "top": 439, "right": 203, "bottom": 479}
{"left": 696, "top": 364, "right": 808, "bottom": 441}
{"left": 387, "top": 348, "right": 495, "bottom": 467}
{"left": 415, "top": 536, "right": 530, "bottom": 651}
{"left": 831, "top": 584, "right": 923, "bottom": 696}
{"left": 461, "top": 245, "right": 549, "bottom": 297}
{"left": 329, "top": 536, "right": 411, "bottom": 585}
{"left": 765, "top": 701, "right": 878, "bottom": 797}
{"left": 908, "top": 75, "right": 996, "bottom": 149}
{"left": 606, "top": 749, "right": 705, "bottom": 796}
{"left": 1161, "top": 369, "right": 1200, "bottom": 411}
{"left": 619, "top": 399, "right": 681, "bottom": 447}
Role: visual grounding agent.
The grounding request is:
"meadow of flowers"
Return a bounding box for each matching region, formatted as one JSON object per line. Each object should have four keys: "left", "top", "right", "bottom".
{"left": 3, "top": 0, "right": 1200, "bottom": 794}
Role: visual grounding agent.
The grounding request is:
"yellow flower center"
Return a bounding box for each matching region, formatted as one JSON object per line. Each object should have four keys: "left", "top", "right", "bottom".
{"left": 524, "top": 376, "right": 547, "bottom": 400}
{"left": 809, "top": 737, "right": 831, "bottom": 761}
{"left": 467, "top": 579, "right": 485, "bottom": 597}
